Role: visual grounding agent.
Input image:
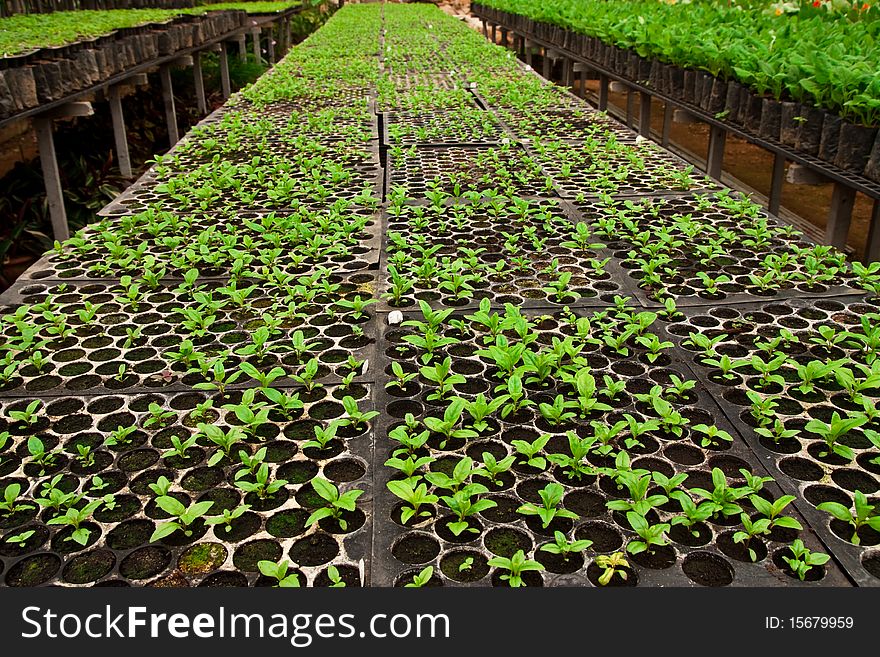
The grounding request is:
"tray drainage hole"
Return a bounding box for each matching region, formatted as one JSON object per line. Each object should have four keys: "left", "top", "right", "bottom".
{"left": 484, "top": 527, "right": 532, "bottom": 558}
{"left": 682, "top": 552, "right": 734, "bottom": 587}
{"left": 387, "top": 400, "right": 423, "bottom": 418}
{"left": 778, "top": 457, "right": 824, "bottom": 482}
{"left": 861, "top": 550, "right": 880, "bottom": 581}
{"left": 440, "top": 549, "right": 490, "bottom": 583}
{"left": 391, "top": 532, "right": 440, "bottom": 565}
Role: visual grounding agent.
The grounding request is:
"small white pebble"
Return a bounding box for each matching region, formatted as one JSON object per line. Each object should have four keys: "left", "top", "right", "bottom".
{"left": 388, "top": 310, "right": 403, "bottom": 325}
{"left": 636, "top": 135, "right": 646, "bottom": 144}
{"left": 361, "top": 360, "right": 369, "bottom": 375}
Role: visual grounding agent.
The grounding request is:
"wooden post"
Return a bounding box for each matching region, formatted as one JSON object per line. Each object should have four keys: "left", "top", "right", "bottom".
{"left": 35, "top": 117, "right": 70, "bottom": 242}
{"left": 251, "top": 28, "right": 261, "bottom": 65}
{"left": 159, "top": 64, "right": 179, "bottom": 146}
{"left": 32, "top": 102, "right": 92, "bottom": 242}
{"left": 266, "top": 26, "right": 275, "bottom": 64}
{"left": 661, "top": 103, "right": 673, "bottom": 147}
{"left": 525, "top": 39, "right": 533, "bottom": 67}
{"left": 542, "top": 49, "right": 552, "bottom": 79}
{"left": 277, "top": 18, "right": 287, "bottom": 54}
{"left": 219, "top": 41, "right": 231, "bottom": 99}
{"left": 598, "top": 73, "right": 608, "bottom": 111}
{"left": 500, "top": 27, "right": 508, "bottom": 48}
{"left": 481, "top": 19, "right": 487, "bottom": 38}
{"left": 638, "top": 91, "right": 651, "bottom": 137}
{"left": 108, "top": 85, "right": 132, "bottom": 177}
{"left": 865, "top": 199, "right": 880, "bottom": 263}
{"left": 768, "top": 152, "right": 786, "bottom": 216}
{"left": 825, "top": 182, "right": 856, "bottom": 250}
{"left": 706, "top": 125, "right": 727, "bottom": 179}
{"left": 237, "top": 33, "right": 247, "bottom": 62}
{"left": 573, "top": 62, "right": 589, "bottom": 98}
{"left": 193, "top": 50, "right": 207, "bottom": 115}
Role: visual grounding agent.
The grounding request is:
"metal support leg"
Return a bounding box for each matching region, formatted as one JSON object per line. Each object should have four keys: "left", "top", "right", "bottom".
{"left": 626, "top": 90, "right": 635, "bottom": 129}
{"left": 108, "top": 85, "right": 132, "bottom": 178}
{"left": 661, "top": 103, "right": 673, "bottom": 147}
{"left": 193, "top": 50, "right": 207, "bottom": 115}
{"left": 638, "top": 91, "right": 651, "bottom": 137}
{"left": 159, "top": 64, "right": 178, "bottom": 146}
{"left": 219, "top": 41, "right": 231, "bottom": 99}
{"left": 865, "top": 199, "right": 880, "bottom": 263}
{"left": 825, "top": 182, "right": 856, "bottom": 250}
{"left": 768, "top": 152, "right": 786, "bottom": 216}
{"left": 707, "top": 125, "right": 727, "bottom": 179}
{"left": 598, "top": 73, "right": 608, "bottom": 111}
{"left": 34, "top": 117, "right": 69, "bottom": 242}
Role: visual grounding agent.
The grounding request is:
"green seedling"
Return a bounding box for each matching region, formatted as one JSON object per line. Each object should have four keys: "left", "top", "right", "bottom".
{"left": 487, "top": 550, "right": 544, "bottom": 588}
{"left": 782, "top": 539, "right": 830, "bottom": 581}
{"left": 150, "top": 497, "right": 214, "bottom": 542}
{"left": 594, "top": 552, "right": 630, "bottom": 586}
{"left": 817, "top": 490, "right": 880, "bottom": 546}
{"left": 258, "top": 560, "right": 301, "bottom": 588}
{"left": 306, "top": 477, "right": 364, "bottom": 531}
{"left": 404, "top": 566, "right": 434, "bottom": 588}
{"left": 517, "top": 482, "right": 578, "bottom": 528}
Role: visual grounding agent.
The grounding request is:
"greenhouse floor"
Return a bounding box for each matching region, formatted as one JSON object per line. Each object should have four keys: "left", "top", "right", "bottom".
{"left": 0, "top": 2, "right": 877, "bottom": 589}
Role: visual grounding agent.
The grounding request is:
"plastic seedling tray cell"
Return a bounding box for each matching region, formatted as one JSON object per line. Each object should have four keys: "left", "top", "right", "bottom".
{"left": 526, "top": 137, "right": 717, "bottom": 200}
{"left": 0, "top": 385, "right": 373, "bottom": 588}
{"left": 223, "top": 100, "right": 380, "bottom": 143}
{"left": 0, "top": 272, "right": 379, "bottom": 396}
{"left": 660, "top": 295, "right": 880, "bottom": 585}
{"left": 99, "top": 140, "right": 383, "bottom": 216}
{"left": 567, "top": 193, "right": 862, "bottom": 308}
{"left": 384, "top": 144, "right": 554, "bottom": 200}
{"left": 382, "top": 109, "right": 509, "bottom": 147}
{"left": 494, "top": 107, "right": 641, "bottom": 145}
{"left": 371, "top": 307, "right": 849, "bottom": 587}
{"left": 24, "top": 208, "right": 383, "bottom": 283}
{"left": 375, "top": 200, "right": 640, "bottom": 313}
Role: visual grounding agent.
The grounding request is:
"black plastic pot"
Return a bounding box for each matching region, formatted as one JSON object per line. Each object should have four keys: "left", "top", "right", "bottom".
{"left": 864, "top": 131, "right": 880, "bottom": 183}
{"left": 794, "top": 105, "right": 825, "bottom": 156}
{"left": 758, "top": 98, "right": 782, "bottom": 141}
{"left": 724, "top": 81, "right": 743, "bottom": 125}
{"left": 743, "top": 94, "right": 764, "bottom": 134}
{"left": 818, "top": 114, "right": 843, "bottom": 164}
{"left": 669, "top": 65, "right": 685, "bottom": 99}
{"left": 779, "top": 102, "right": 801, "bottom": 146}
{"left": 683, "top": 70, "right": 696, "bottom": 105}
{"left": 834, "top": 122, "right": 878, "bottom": 173}
{"left": 707, "top": 78, "right": 726, "bottom": 116}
